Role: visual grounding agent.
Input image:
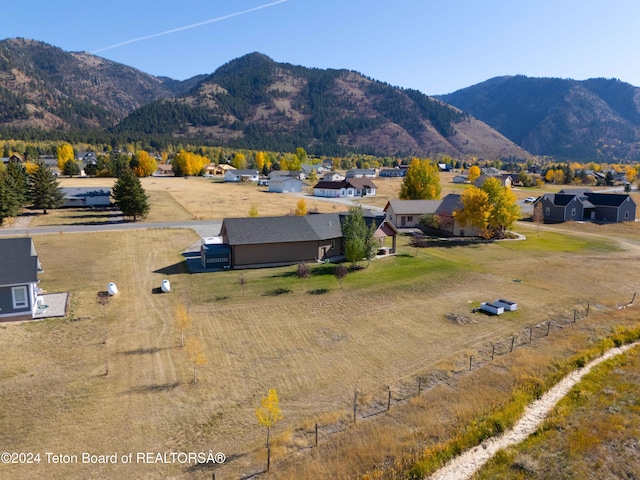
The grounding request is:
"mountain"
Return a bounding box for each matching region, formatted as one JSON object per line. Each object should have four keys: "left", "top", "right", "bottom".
{"left": 0, "top": 38, "right": 182, "bottom": 130}
{"left": 0, "top": 38, "right": 529, "bottom": 158}
{"left": 114, "top": 52, "right": 530, "bottom": 158}
{"left": 439, "top": 75, "right": 640, "bottom": 161}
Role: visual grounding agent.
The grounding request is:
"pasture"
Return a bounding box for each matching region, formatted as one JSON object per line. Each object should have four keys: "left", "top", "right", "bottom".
{"left": 2, "top": 176, "right": 640, "bottom": 478}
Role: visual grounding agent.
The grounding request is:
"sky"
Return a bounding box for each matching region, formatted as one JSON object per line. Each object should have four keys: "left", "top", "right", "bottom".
{"left": 2, "top": 0, "right": 639, "bottom": 95}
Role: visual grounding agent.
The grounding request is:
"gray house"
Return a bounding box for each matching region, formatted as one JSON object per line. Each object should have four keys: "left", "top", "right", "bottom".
{"left": 0, "top": 238, "right": 42, "bottom": 321}
{"left": 268, "top": 177, "right": 304, "bottom": 193}
{"left": 224, "top": 169, "right": 260, "bottom": 182}
{"left": 537, "top": 189, "right": 636, "bottom": 223}
{"left": 62, "top": 187, "right": 111, "bottom": 207}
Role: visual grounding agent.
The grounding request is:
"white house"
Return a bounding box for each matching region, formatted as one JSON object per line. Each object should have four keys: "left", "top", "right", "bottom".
{"left": 313, "top": 178, "right": 377, "bottom": 198}
{"left": 224, "top": 169, "right": 260, "bottom": 182}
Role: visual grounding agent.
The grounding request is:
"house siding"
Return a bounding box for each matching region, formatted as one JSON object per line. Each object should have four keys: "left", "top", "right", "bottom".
{"left": 0, "top": 283, "right": 37, "bottom": 320}
{"left": 232, "top": 241, "right": 321, "bottom": 268}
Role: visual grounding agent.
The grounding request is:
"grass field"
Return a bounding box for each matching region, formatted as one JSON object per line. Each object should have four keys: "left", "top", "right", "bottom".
{"left": 2, "top": 176, "right": 640, "bottom": 479}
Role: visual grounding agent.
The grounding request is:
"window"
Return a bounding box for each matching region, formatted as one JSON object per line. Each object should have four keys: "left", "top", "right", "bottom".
{"left": 330, "top": 239, "right": 336, "bottom": 250}
{"left": 407, "top": 216, "right": 413, "bottom": 222}
{"left": 545, "top": 207, "right": 550, "bottom": 216}
{"left": 571, "top": 208, "right": 576, "bottom": 217}
{"left": 625, "top": 210, "right": 630, "bottom": 219}
{"left": 12, "top": 286, "right": 28, "bottom": 309}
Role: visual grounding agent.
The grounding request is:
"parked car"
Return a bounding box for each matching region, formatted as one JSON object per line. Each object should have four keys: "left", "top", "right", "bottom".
{"left": 524, "top": 196, "right": 537, "bottom": 203}
{"left": 203, "top": 173, "right": 214, "bottom": 178}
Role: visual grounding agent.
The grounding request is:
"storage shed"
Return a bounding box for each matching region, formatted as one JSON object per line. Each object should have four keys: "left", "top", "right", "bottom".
{"left": 200, "top": 240, "right": 231, "bottom": 269}
{"left": 479, "top": 302, "right": 505, "bottom": 315}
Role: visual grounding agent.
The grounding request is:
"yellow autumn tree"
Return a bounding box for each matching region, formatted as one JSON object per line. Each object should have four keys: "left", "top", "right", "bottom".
{"left": 454, "top": 186, "right": 492, "bottom": 237}
{"left": 294, "top": 198, "right": 307, "bottom": 216}
{"left": 255, "top": 388, "right": 283, "bottom": 470}
{"left": 132, "top": 150, "right": 157, "bottom": 177}
{"left": 255, "top": 151, "right": 266, "bottom": 173}
{"left": 171, "top": 150, "right": 209, "bottom": 176}
{"left": 231, "top": 152, "right": 247, "bottom": 170}
{"left": 56, "top": 143, "right": 74, "bottom": 171}
{"left": 467, "top": 165, "right": 481, "bottom": 183}
{"left": 184, "top": 336, "right": 207, "bottom": 383}
{"left": 175, "top": 303, "right": 192, "bottom": 347}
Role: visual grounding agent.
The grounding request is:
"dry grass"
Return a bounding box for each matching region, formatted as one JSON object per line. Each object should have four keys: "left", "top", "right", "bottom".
{"left": 2, "top": 176, "right": 640, "bottom": 478}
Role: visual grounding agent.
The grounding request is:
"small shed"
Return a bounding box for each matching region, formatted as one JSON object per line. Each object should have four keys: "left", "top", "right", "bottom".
{"left": 479, "top": 302, "right": 504, "bottom": 315}
{"left": 494, "top": 299, "right": 518, "bottom": 311}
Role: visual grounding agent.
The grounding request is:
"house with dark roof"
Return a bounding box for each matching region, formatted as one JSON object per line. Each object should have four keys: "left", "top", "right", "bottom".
{"left": 220, "top": 214, "right": 344, "bottom": 268}
{"left": 0, "top": 238, "right": 42, "bottom": 321}
{"left": 384, "top": 194, "right": 482, "bottom": 236}
{"left": 313, "top": 178, "right": 377, "bottom": 198}
{"left": 62, "top": 187, "right": 112, "bottom": 207}
{"left": 537, "top": 189, "right": 636, "bottom": 223}
{"left": 219, "top": 212, "right": 398, "bottom": 269}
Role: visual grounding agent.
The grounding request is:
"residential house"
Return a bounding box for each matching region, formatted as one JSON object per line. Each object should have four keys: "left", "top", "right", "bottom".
{"left": 452, "top": 174, "right": 469, "bottom": 184}
{"left": 301, "top": 164, "right": 329, "bottom": 177}
{"left": 224, "top": 169, "right": 260, "bottom": 182}
{"left": 154, "top": 164, "right": 174, "bottom": 176}
{"left": 205, "top": 163, "right": 235, "bottom": 175}
{"left": 537, "top": 189, "right": 636, "bottom": 223}
{"left": 217, "top": 212, "right": 398, "bottom": 269}
{"left": 62, "top": 187, "right": 111, "bottom": 207}
{"left": 384, "top": 194, "right": 482, "bottom": 236}
{"left": 220, "top": 214, "right": 344, "bottom": 268}
{"left": 474, "top": 173, "right": 512, "bottom": 188}
{"left": 322, "top": 172, "right": 345, "bottom": 182}
{"left": 313, "top": 178, "right": 377, "bottom": 198}
{"left": 379, "top": 168, "right": 406, "bottom": 178}
{"left": 0, "top": 238, "right": 42, "bottom": 321}
{"left": 268, "top": 177, "right": 304, "bottom": 193}
{"left": 346, "top": 168, "right": 377, "bottom": 178}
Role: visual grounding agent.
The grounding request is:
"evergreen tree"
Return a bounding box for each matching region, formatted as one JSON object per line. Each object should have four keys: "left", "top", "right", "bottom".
{"left": 0, "top": 173, "right": 22, "bottom": 224}
{"left": 62, "top": 159, "right": 80, "bottom": 177}
{"left": 29, "top": 161, "right": 64, "bottom": 214}
{"left": 6, "top": 162, "right": 28, "bottom": 207}
{"left": 112, "top": 168, "right": 149, "bottom": 221}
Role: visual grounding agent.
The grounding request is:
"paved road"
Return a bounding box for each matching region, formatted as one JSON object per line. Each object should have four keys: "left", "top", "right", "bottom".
{"left": 0, "top": 219, "right": 223, "bottom": 238}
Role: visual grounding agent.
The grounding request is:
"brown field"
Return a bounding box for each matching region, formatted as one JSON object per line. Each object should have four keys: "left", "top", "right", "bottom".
{"left": 2, "top": 176, "right": 640, "bottom": 479}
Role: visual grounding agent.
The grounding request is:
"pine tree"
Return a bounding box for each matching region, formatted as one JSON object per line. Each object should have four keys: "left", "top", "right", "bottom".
{"left": 112, "top": 168, "right": 149, "bottom": 221}
{"left": 29, "top": 161, "right": 64, "bottom": 214}
{"left": 0, "top": 174, "right": 22, "bottom": 224}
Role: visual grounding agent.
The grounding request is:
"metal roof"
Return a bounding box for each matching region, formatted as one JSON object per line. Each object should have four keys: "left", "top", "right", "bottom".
{"left": 0, "top": 237, "right": 39, "bottom": 286}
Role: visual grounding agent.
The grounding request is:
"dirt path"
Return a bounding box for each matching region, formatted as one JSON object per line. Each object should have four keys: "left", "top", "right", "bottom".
{"left": 428, "top": 341, "right": 640, "bottom": 480}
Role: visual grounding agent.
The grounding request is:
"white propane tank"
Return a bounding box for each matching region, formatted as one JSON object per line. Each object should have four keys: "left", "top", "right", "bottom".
{"left": 161, "top": 279, "right": 171, "bottom": 293}
{"left": 107, "top": 282, "right": 118, "bottom": 296}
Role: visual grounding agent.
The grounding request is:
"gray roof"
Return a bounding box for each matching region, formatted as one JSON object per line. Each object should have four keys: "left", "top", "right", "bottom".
{"left": 222, "top": 213, "right": 343, "bottom": 245}
{"left": 0, "top": 237, "right": 39, "bottom": 286}
{"left": 385, "top": 194, "right": 462, "bottom": 216}
{"left": 62, "top": 187, "right": 111, "bottom": 198}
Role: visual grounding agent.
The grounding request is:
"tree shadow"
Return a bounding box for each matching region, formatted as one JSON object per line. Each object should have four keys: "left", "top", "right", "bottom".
{"left": 128, "top": 382, "right": 181, "bottom": 394}
{"left": 119, "top": 346, "right": 172, "bottom": 355}
{"left": 262, "top": 288, "right": 292, "bottom": 296}
{"left": 308, "top": 288, "right": 329, "bottom": 295}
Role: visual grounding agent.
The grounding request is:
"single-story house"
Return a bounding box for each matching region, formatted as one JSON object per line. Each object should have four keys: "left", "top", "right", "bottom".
{"left": 0, "top": 237, "right": 42, "bottom": 321}
{"left": 225, "top": 169, "right": 260, "bottom": 182}
{"left": 62, "top": 187, "right": 112, "bottom": 207}
{"left": 268, "top": 170, "right": 305, "bottom": 180}
{"left": 154, "top": 164, "right": 174, "bottom": 176}
{"left": 313, "top": 178, "right": 377, "bottom": 198}
{"left": 220, "top": 214, "right": 344, "bottom": 268}
{"left": 537, "top": 189, "right": 636, "bottom": 223}
{"left": 346, "top": 168, "right": 377, "bottom": 178}
{"left": 379, "top": 169, "right": 406, "bottom": 178}
{"left": 268, "top": 177, "right": 304, "bottom": 193}
{"left": 384, "top": 194, "right": 482, "bottom": 236}
{"left": 218, "top": 212, "right": 398, "bottom": 269}
{"left": 474, "top": 173, "right": 512, "bottom": 188}
{"left": 452, "top": 174, "right": 469, "bottom": 184}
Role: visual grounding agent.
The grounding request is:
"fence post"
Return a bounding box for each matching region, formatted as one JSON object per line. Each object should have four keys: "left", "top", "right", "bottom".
{"left": 469, "top": 355, "right": 473, "bottom": 371}
{"left": 418, "top": 377, "right": 422, "bottom": 396}
{"left": 574, "top": 309, "right": 577, "bottom": 323}
{"left": 546, "top": 321, "right": 551, "bottom": 336}
{"left": 529, "top": 327, "right": 533, "bottom": 343}
{"left": 510, "top": 336, "right": 515, "bottom": 352}
{"left": 586, "top": 303, "right": 590, "bottom": 317}
{"left": 353, "top": 387, "right": 357, "bottom": 424}
{"left": 387, "top": 388, "right": 391, "bottom": 411}
{"left": 267, "top": 446, "right": 271, "bottom": 472}
{"left": 491, "top": 344, "right": 495, "bottom": 361}
{"left": 315, "top": 423, "right": 318, "bottom": 447}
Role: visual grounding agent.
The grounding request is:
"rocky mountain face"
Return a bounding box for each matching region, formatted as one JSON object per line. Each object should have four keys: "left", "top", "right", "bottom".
{"left": 439, "top": 75, "right": 640, "bottom": 161}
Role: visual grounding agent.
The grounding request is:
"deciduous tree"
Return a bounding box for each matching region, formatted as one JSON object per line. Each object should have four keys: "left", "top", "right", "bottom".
{"left": 467, "top": 165, "right": 481, "bottom": 183}
{"left": 399, "top": 158, "right": 441, "bottom": 200}
{"left": 342, "top": 206, "right": 377, "bottom": 268}
{"left": 175, "top": 303, "right": 191, "bottom": 347}
{"left": 255, "top": 389, "right": 283, "bottom": 471}
{"left": 294, "top": 198, "right": 307, "bottom": 216}
{"left": 454, "top": 186, "right": 491, "bottom": 235}
{"left": 132, "top": 150, "right": 157, "bottom": 177}
{"left": 481, "top": 177, "right": 520, "bottom": 238}
{"left": 184, "top": 336, "right": 207, "bottom": 383}
{"left": 56, "top": 143, "right": 74, "bottom": 171}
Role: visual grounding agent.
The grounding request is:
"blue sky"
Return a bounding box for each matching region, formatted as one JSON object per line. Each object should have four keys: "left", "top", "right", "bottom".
{"left": 3, "top": 0, "right": 639, "bottom": 95}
